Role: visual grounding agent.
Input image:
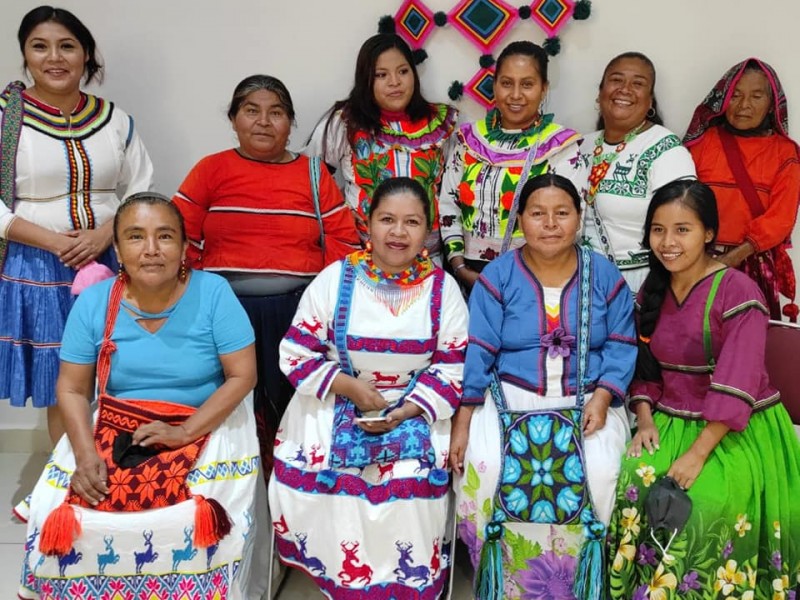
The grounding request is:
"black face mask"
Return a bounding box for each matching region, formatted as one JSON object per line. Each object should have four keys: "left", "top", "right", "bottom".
{"left": 644, "top": 475, "right": 693, "bottom": 557}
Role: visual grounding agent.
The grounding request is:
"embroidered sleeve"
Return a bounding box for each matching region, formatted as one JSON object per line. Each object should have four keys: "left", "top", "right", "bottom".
{"left": 595, "top": 268, "right": 637, "bottom": 401}
{"left": 548, "top": 139, "right": 591, "bottom": 202}
{"left": 745, "top": 147, "right": 800, "bottom": 252}
{"left": 647, "top": 134, "right": 696, "bottom": 192}
{"left": 439, "top": 140, "right": 467, "bottom": 259}
{"left": 405, "top": 275, "right": 468, "bottom": 422}
{"left": 173, "top": 156, "right": 214, "bottom": 268}
{"left": 702, "top": 279, "right": 771, "bottom": 431}
{"left": 279, "top": 264, "right": 340, "bottom": 402}
{"left": 117, "top": 115, "right": 155, "bottom": 201}
{"left": 462, "top": 271, "right": 504, "bottom": 404}
{"left": 302, "top": 111, "right": 349, "bottom": 173}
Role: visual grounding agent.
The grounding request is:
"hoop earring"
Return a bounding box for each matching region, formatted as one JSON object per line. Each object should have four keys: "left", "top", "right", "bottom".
{"left": 420, "top": 247, "right": 429, "bottom": 259}
{"left": 179, "top": 260, "right": 188, "bottom": 283}
{"left": 365, "top": 240, "right": 373, "bottom": 253}
{"left": 646, "top": 106, "right": 656, "bottom": 119}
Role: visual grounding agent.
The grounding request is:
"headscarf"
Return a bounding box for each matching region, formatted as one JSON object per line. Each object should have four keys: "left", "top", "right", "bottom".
{"left": 684, "top": 58, "right": 796, "bottom": 149}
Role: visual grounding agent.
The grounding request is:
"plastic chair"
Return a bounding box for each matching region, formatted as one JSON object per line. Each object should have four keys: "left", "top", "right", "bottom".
{"left": 765, "top": 320, "right": 800, "bottom": 427}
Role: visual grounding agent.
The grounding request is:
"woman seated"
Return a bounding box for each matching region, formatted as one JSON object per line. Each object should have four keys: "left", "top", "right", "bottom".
{"left": 17, "top": 194, "right": 260, "bottom": 600}
{"left": 580, "top": 52, "right": 696, "bottom": 292}
{"left": 305, "top": 34, "right": 457, "bottom": 264}
{"left": 684, "top": 58, "right": 800, "bottom": 320}
{"left": 269, "top": 177, "right": 468, "bottom": 599}
{"left": 607, "top": 179, "right": 800, "bottom": 598}
{"left": 450, "top": 173, "right": 636, "bottom": 599}
{"left": 173, "top": 74, "right": 359, "bottom": 476}
{"left": 439, "top": 41, "right": 589, "bottom": 290}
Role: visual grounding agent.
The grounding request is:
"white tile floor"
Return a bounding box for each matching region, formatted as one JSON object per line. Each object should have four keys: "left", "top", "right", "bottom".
{"left": 0, "top": 451, "right": 474, "bottom": 599}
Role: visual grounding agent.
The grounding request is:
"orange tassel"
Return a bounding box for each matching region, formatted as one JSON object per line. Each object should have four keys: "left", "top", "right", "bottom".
{"left": 39, "top": 502, "right": 81, "bottom": 556}
{"left": 193, "top": 495, "right": 232, "bottom": 548}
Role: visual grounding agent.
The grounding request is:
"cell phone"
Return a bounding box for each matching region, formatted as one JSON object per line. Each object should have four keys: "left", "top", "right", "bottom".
{"left": 353, "top": 416, "right": 387, "bottom": 423}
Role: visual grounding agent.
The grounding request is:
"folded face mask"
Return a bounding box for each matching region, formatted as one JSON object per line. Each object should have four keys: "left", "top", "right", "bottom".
{"left": 644, "top": 475, "right": 693, "bottom": 558}
{"left": 112, "top": 431, "right": 162, "bottom": 468}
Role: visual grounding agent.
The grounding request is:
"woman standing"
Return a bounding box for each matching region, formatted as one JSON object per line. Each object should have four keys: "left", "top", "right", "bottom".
{"left": 269, "top": 177, "right": 468, "bottom": 599}
{"left": 0, "top": 6, "right": 153, "bottom": 442}
{"left": 685, "top": 58, "right": 800, "bottom": 320}
{"left": 173, "top": 75, "right": 359, "bottom": 476}
{"left": 580, "top": 52, "right": 695, "bottom": 291}
{"left": 450, "top": 174, "right": 636, "bottom": 598}
{"left": 439, "top": 41, "right": 588, "bottom": 290}
{"left": 607, "top": 179, "right": 800, "bottom": 599}
{"left": 305, "top": 34, "right": 457, "bottom": 264}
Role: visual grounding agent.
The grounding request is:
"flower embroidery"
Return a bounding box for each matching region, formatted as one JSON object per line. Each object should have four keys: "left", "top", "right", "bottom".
{"left": 621, "top": 506, "right": 641, "bottom": 536}
{"left": 540, "top": 327, "right": 575, "bottom": 359}
{"left": 625, "top": 484, "right": 639, "bottom": 502}
{"left": 519, "top": 551, "right": 577, "bottom": 600}
{"left": 774, "top": 520, "right": 781, "bottom": 539}
{"left": 612, "top": 531, "right": 636, "bottom": 572}
{"left": 772, "top": 550, "right": 783, "bottom": 571}
{"left": 773, "top": 574, "right": 790, "bottom": 599}
{"left": 722, "top": 539, "right": 734, "bottom": 558}
{"left": 734, "top": 513, "right": 752, "bottom": 537}
{"left": 715, "top": 559, "right": 746, "bottom": 596}
{"left": 531, "top": 457, "right": 554, "bottom": 486}
{"left": 636, "top": 463, "right": 656, "bottom": 487}
{"left": 678, "top": 570, "right": 701, "bottom": 593}
{"left": 648, "top": 563, "right": 678, "bottom": 600}
{"left": 637, "top": 543, "right": 658, "bottom": 567}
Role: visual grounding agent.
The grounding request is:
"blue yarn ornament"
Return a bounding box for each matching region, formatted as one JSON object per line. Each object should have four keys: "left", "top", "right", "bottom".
{"left": 474, "top": 521, "right": 504, "bottom": 600}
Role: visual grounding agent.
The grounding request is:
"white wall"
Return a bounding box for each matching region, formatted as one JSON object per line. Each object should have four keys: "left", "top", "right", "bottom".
{"left": 2, "top": 0, "right": 800, "bottom": 429}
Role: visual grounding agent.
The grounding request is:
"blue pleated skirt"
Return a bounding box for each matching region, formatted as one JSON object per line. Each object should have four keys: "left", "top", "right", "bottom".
{"left": 0, "top": 242, "right": 117, "bottom": 407}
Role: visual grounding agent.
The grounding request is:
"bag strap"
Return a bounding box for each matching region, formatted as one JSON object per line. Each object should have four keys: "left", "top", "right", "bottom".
{"left": 500, "top": 136, "right": 541, "bottom": 255}
{"left": 0, "top": 81, "right": 26, "bottom": 273}
{"left": 309, "top": 155, "right": 326, "bottom": 258}
{"left": 703, "top": 269, "right": 726, "bottom": 368}
{"left": 96, "top": 278, "right": 126, "bottom": 395}
{"left": 575, "top": 246, "right": 593, "bottom": 407}
{"left": 717, "top": 127, "right": 764, "bottom": 219}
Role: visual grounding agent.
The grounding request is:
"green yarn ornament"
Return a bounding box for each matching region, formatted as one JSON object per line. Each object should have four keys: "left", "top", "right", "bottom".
{"left": 377, "top": 15, "right": 396, "bottom": 34}
{"left": 574, "top": 0, "right": 591, "bottom": 20}
{"left": 479, "top": 54, "right": 495, "bottom": 69}
{"left": 543, "top": 36, "right": 561, "bottom": 56}
{"left": 412, "top": 48, "right": 429, "bottom": 65}
{"left": 434, "top": 11, "right": 448, "bottom": 26}
{"left": 518, "top": 5, "right": 532, "bottom": 19}
{"left": 448, "top": 81, "right": 464, "bottom": 101}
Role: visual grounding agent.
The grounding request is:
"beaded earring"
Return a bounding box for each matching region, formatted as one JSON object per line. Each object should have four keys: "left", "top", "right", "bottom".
{"left": 420, "top": 248, "right": 429, "bottom": 259}
{"left": 179, "top": 261, "right": 188, "bottom": 283}
{"left": 365, "top": 240, "right": 373, "bottom": 253}
{"left": 117, "top": 263, "right": 127, "bottom": 281}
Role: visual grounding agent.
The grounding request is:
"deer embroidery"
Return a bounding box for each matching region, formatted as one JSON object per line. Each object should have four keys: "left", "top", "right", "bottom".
{"left": 444, "top": 337, "right": 467, "bottom": 350}
{"left": 172, "top": 526, "right": 197, "bottom": 571}
{"left": 309, "top": 444, "right": 325, "bottom": 469}
{"left": 296, "top": 532, "right": 326, "bottom": 575}
{"left": 134, "top": 530, "right": 159, "bottom": 575}
{"left": 370, "top": 371, "right": 400, "bottom": 385}
{"left": 299, "top": 317, "right": 323, "bottom": 335}
{"left": 377, "top": 462, "right": 394, "bottom": 481}
{"left": 338, "top": 541, "right": 372, "bottom": 587}
{"left": 393, "top": 541, "right": 430, "bottom": 584}
{"left": 430, "top": 537, "right": 440, "bottom": 577}
{"left": 414, "top": 454, "right": 435, "bottom": 474}
{"left": 291, "top": 445, "right": 308, "bottom": 466}
{"left": 57, "top": 547, "right": 83, "bottom": 577}
{"left": 97, "top": 535, "right": 119, "bottom": 575}
{"left": 286, "top": 356, "right": 302, "bottom": 368}
{"left": 273, "top": 514, "right": 289, "bottom": 536}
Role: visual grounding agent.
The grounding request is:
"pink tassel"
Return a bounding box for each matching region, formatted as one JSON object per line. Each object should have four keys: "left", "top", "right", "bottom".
{"left": 71, "top": 261, "right": 115, "bottom": 295}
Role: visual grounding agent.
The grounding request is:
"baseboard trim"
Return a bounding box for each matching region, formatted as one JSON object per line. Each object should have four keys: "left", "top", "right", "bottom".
{"left": 0, "top": 429, "right": 52, "bottom": 454}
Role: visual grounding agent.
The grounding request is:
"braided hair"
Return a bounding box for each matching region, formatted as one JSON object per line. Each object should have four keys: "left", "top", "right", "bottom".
{"left": 636, "top": 179, "right": 718, "bottom": 381}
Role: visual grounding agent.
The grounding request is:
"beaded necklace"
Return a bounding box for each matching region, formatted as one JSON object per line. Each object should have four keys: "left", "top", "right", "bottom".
{"left": 349, "top": 250, "right": 434, "bottom": 316}
{"left": 586, "top": 121, "right": 647, "bottom": 205}
{"left": 483, "top": 109, "right": 551, "bottom": 146}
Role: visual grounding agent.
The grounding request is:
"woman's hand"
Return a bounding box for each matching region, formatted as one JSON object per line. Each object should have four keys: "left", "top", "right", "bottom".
{"left": 343, "top": 378, "right": 389, "bottom": 413}
{"left": 71, "top": 451, "right": 109, "bottom": 506}
{"left": 449, "top": 406, "right": 474, "bottom": 475}
{"left": 60, "top": 226, "right": 113, "bottom": 268}
{"left": 667, "top": 449, "right": 706, "bottom": 490}
{"left": 356, "top": 402, "right": 423, "bottom": 434}
{"left": 132, "top": 421, "right": 191, "bottom": 448}
{"left": 628, "top": 401, "right": 659, "bottom": 457}
{"left": 453, "top": 264, "right": 480, "bottom": 289}
{"left": 582, "top": 390, "right": 611, "bottom": 436}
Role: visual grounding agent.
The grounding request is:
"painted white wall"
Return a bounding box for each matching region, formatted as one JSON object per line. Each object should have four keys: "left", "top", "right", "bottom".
{"left": 2, "top": 0, "right": 799, "bottom": 429}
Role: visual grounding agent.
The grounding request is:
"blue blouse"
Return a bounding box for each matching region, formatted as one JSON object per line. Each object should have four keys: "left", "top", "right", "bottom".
{"left": 463, "top": 247, "right": 636, "bottom": 405}
{"left": 61, "top": 270, "right": 254, "bottom": 407}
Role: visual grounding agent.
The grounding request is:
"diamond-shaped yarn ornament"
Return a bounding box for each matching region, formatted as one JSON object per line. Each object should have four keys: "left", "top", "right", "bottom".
{"left": 530, "top": 0, "right": 575, "bottom": 37}
{"left": 448, "top": 0, "right": 520, "bottom": 53}
{"left": 395, "top": 0, "right": 436, "bottom": 48}
{"left": 465, "top": 68, "right": 496, "bottom": 109}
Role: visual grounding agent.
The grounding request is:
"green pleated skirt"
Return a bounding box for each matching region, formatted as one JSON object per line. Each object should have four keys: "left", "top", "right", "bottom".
{"left": 607, "top": 404, "right": 800, "bottom": 599}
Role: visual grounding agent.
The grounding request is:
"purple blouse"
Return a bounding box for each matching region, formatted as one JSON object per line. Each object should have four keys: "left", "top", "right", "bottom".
{"left": 630, "top": 268, "right": 779, "bottom": 431}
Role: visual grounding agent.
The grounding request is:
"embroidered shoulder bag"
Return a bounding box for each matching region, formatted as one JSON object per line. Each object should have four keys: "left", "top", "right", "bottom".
{"left": 0, "top": 81, "right": 25, "bottom": 273}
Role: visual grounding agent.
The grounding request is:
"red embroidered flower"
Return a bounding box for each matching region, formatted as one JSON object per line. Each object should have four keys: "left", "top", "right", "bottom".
{"left": 458, "top": 182, "right": 475, "bottom": 206}
{"left": 500, "top": 190, "right": 515, "bottom": 211}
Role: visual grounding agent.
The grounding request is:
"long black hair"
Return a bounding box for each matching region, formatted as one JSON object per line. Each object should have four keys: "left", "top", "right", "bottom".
{"left": 636, "top": 179, "right": 718, "bottom": 381}
{"left": 320, "top": 34, "right": 433, "bottom": 152}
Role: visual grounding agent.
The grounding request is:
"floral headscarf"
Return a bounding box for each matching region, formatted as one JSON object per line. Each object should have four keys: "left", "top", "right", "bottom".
{"left": 683, "top": 57, "right": 796, "bottom": 149}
